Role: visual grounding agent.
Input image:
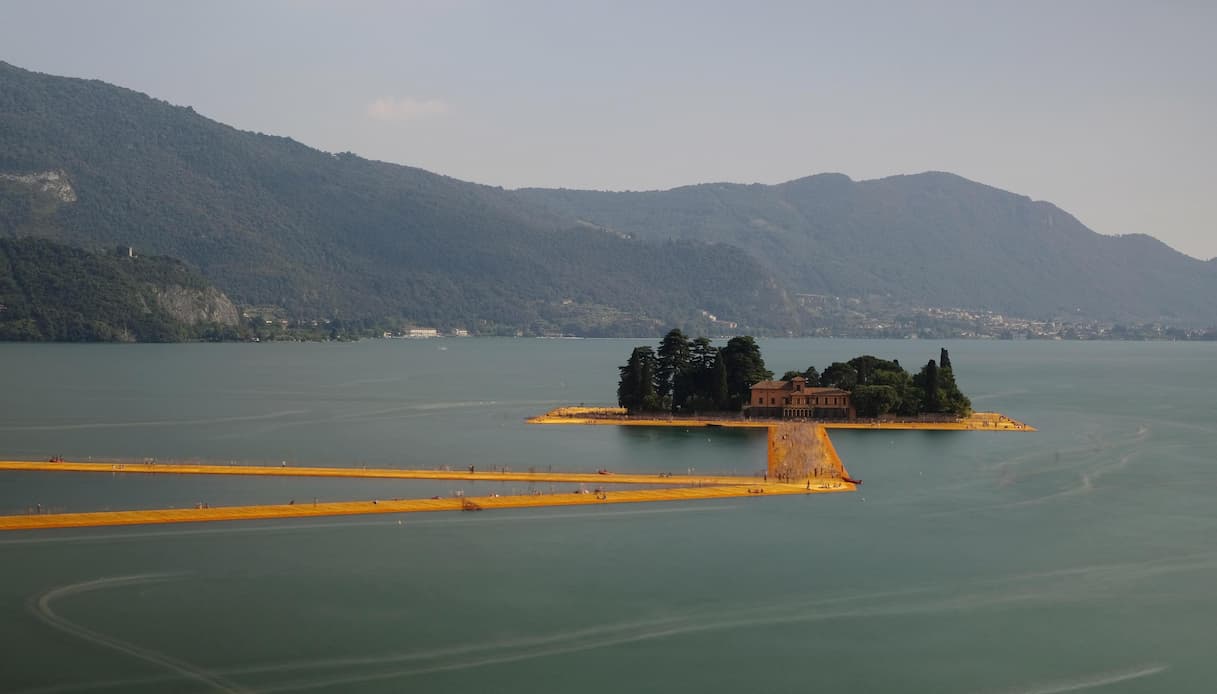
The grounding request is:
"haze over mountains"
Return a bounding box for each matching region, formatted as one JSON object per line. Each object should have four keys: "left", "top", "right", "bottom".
{"left": 1, "top": 60, "right": 1213, "bottom": 337}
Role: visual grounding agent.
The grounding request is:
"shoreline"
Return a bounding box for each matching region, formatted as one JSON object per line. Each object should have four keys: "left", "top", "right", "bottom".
{"left": 527, "top": 407, "right": 1036, "bottom": 431}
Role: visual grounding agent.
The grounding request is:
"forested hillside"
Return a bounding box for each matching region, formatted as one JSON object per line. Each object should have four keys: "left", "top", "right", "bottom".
{"left": 0, "top": 61, "right": 796, "bottom": 336}
{"left": 0, "top": 237, "right": 239, "bottom": 341}
{"left": 520, "top": 173, "right": 1217, "bottom": 325}
{"left": 3, "top": 59, "right": 1213, "bottom": 338}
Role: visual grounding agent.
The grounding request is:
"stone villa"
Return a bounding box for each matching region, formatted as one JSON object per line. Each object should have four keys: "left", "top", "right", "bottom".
{"left": 747, "top": 376, "right": 854, "bottom": 419}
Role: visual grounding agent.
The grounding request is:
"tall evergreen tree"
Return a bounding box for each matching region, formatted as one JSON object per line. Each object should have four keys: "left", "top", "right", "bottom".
{"left": 655, "top": 328, "right": 691, "bottom": 410}
{"left": 617, "top": 346, "right": 659, "bottom": 413}
{"left": 940, "top": 348, "right": 952, "bottom": 371}
{"left": 721, "top": 336, "right": 772, "bottom": 410}
{"left": 680, "top": 336, "right": 718, "bottom": 410}
{"left": 936, "top": 350, "right": 970, "bottom": 416}
{"left": 672, "top": 368, "right": 693, "bottom": 412}
{"left": 689, "top": 337, "right": 715, "bottom": 370}
{"left": 914, "top": 359, "right": 941, "bottom": 412}
{"left": 710, "top": 347, "right": 730, "bottom": 410}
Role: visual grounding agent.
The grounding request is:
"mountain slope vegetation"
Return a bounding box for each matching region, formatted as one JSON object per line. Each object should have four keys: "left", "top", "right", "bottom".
{"left": 0, "top": 61, "right": 795, "bottom": 335}
{"left": 2, "top": 59, "right": 1213, "bottom": 337}
{"left": 519, "top": 173, "right": 1217, "bottom": 325}
{"left": 0, "top": 237, "right": 239, "bottom": 341}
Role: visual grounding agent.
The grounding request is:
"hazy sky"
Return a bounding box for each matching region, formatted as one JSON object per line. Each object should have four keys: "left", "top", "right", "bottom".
{"left": 3, "top": 0, "right": 1215, "bottom": 259}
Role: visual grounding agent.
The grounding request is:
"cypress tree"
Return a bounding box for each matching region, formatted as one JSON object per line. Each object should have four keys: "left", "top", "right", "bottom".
{"left": 936, "top": 351, "right": 970, "bottom": 416}
{"left": 916, "top": 359, "right": 941, "bottom": 412}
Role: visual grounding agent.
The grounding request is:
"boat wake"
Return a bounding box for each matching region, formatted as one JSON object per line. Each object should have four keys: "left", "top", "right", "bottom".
{"left": 982, "top": 663, "right": 1168, "bottom": 694}
{"left": 25, "top": 574, "right": 247, "bottom": 694}
{"left": 14, "top": 554, "right": 1205, "bottom": 694}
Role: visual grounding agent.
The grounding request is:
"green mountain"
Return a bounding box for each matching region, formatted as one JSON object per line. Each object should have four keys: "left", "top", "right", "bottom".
{"left": 2, "top": 59, "right": 1213, "bottom": 337}
{"left": 0, "top": 61, "right": 796, "bottom": 336}
{"left": 0, "top": 237, "right": 239, "bottom": 342}
{"left": 519, "top": 173, "right": 1217, "bottom": 326}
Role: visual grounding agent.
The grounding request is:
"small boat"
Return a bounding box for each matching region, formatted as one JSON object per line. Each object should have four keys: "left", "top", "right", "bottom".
{"left": 842, "top": 476, "right": 863, "bottom": 485}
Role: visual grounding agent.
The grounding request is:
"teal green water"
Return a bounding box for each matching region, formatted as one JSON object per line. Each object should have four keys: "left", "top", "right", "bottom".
{"left": 1, "top": 339, "right": 1214, "bottom": 693}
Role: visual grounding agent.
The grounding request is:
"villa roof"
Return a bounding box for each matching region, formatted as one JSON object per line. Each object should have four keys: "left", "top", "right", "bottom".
{"left": 750, "top": 380, "right": 789, "bottom": 390}
{"left": 749, "top": 381, "right": 849, "bottom": 395}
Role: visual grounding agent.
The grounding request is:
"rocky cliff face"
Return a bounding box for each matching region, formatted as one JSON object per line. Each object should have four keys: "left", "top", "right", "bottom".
{"left": 0, "top": 170, "right": 77, "bottom": 202}
{"left": 151, "top": 285, "right": 239, "bottom": 326}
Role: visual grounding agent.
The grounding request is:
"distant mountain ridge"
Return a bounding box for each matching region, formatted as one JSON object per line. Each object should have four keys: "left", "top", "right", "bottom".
{"left": 519, "top": 173, "right": 1217, "bottom": 325}
{"left": 1, "top": 59, "right": 1213, "bottom": 335}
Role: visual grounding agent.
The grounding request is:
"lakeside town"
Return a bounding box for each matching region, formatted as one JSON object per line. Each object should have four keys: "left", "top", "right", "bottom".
{"left": 778, "top": 297, "right": 1217, "bottom": 341}
{"left": 357, "top": 313, "right": 1217, "bottom": 342}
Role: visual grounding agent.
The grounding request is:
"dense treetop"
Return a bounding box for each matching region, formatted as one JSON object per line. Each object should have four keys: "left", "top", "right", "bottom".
{"left": 618, "top": 331, "right": 971, "bottom": 417}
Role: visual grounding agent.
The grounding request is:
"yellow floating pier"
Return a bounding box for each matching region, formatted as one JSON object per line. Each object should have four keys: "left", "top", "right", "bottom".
{"left": 0, "top": 408, "right": 1030, "bottom": 532}
{"left": 0, "top": 460, "right": 764, "bottom": 487}
{"left": 0, "top": 479, "right": 834, "bottom": 532}
{"left": 0, "top": 460, "right": 846, "bottom": 531}
{"left": 528, "top": 407, "right": 1033, "bottom": 480}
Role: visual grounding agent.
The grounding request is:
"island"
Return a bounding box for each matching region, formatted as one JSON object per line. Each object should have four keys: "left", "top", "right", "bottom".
{"left": 531, "top": 330, "right": 1034, "bottom": 487}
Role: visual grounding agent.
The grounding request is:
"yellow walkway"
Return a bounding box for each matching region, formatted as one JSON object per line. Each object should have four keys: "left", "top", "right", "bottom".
{"left": 526, "top": 407, "right": 1032, "bottom": 480}
{"left": 1, "top": 407, "right": 1027, "bottom": 532}
{"left": 0, "top": 460, "right": 766, "bottom": 487}
{"left": 0, "top": 457, "right": 854, "bottom": 531}
{"left": 0, "top": 482, "right": 841, "bottom": 531}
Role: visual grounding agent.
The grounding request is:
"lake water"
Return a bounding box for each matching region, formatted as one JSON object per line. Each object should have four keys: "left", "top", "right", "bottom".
{"left": 1, "top": 338, "right": 1214, "bottom": 693}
